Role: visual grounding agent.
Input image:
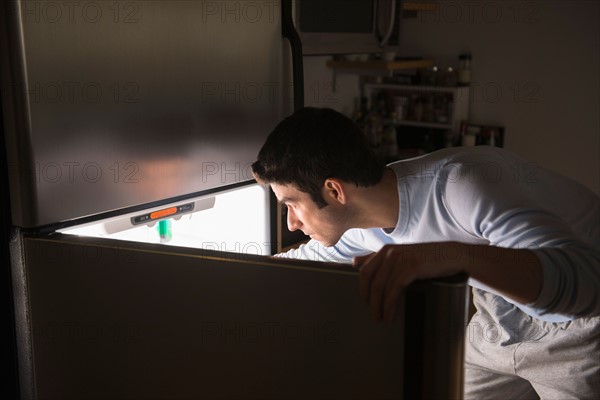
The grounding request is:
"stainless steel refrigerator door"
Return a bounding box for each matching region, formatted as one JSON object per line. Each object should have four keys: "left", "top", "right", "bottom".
{"left": 1, "top": 1, "right": 291, "bottom": 228}
{"left": 12, "top": 233, "right": 468, "bottom": 399}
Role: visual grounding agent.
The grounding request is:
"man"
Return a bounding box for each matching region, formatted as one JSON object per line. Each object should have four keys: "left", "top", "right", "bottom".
{"left": 251, "top": 107, "right": 600, "bottom": 399}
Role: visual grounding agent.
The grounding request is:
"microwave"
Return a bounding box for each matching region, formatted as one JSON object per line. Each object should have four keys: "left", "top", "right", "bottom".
{"left": 293, "top": 0, "right": 402, "bottom": 55}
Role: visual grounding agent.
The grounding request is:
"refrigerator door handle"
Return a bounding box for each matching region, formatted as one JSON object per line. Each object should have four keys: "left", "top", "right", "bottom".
{"left": 281, "top": 0, "right": 304, "bottom": 111}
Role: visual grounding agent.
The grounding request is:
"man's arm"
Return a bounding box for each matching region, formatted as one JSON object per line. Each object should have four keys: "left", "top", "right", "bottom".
{"left": 355, "top": 242, "right": 542, "bottom": 323}
{"left": 357, "top": 155, "right": 600, "bottom": 323}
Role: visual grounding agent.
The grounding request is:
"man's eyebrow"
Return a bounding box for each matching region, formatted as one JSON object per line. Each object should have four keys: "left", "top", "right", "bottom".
{"left": 278, "top": 196, "right": 294, "bottom": 204}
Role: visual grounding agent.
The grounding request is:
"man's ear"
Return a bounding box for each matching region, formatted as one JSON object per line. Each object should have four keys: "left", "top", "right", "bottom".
{"left": 323, "top": 178, "right": 346, "bottom": 205}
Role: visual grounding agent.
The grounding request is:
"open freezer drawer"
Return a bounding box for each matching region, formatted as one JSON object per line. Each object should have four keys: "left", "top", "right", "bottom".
{"left": 12, "top": 233, "right": 468, "bottom": 399}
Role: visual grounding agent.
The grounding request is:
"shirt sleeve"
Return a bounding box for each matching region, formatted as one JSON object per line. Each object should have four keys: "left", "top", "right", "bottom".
{"left": 275, "top": 229, "right": 377, "bottom": 264}
{"left": 440, "top": 160, "right": 600, "bottom": 319}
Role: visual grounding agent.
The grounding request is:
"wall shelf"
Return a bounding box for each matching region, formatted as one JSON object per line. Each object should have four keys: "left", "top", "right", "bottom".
{"left": 326, "top": 59, "right": 434, "bottom": 75}
{"left": 397, "top": 120, "right": 453, "bottom": 130}
{"left": 326, "top": 59, "right": 435, "bottom": 90}
{"left": 364, "top": 83, "right": 467, "bottom": 93}
{"left": 363, "top": 84, "right": 470, "bottom": 150}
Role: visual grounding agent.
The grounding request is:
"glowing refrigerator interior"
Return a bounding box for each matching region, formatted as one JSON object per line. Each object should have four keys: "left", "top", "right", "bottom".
{"left": 58, "top": 183, "right": 272, "bottom": 256}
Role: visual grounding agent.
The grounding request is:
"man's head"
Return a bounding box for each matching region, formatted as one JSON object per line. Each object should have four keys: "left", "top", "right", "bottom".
{"left": 252, "top": 107, "right": 385, "bottom": 246}
{"left": 252, "top": 107, "right": 384, "bottom": 207}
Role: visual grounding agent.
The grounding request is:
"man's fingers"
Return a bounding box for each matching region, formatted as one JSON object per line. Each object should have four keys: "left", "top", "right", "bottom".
{"left": 357, "top": 244, "right": 453, "bottom": 324}
{"left": 357, "top": 245, "right": 420, "bottom": 323}
{"left": 353, "top": 254, "right": 370, "bottom": 268}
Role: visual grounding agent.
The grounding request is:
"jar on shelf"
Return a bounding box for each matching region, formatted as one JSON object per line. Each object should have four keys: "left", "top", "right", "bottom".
{"left": 393, "top": 95, "right": 409, "bottom": 120}
{"left": 458, "top": 54, "right": 472, "bottom": 86}
{"left": 461, "top": 125, "right": 480, "bottom": 146}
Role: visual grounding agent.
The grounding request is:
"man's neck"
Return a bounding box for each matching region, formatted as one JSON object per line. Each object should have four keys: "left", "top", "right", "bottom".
{"left": 350, "top": 168, "right": 399, "bottom": 230}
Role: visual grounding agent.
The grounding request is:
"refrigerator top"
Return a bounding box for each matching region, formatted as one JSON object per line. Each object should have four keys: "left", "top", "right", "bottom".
{"left": 1, "top": 1, "right": 291, "bottom": 228}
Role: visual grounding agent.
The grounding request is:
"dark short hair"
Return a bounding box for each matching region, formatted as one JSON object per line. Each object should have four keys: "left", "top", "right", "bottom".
{"left": 252, "top": 107, "right": 384, "bottom": 208}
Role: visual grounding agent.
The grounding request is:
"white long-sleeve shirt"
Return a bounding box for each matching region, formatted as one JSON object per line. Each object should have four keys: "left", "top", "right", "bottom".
{"left": 278, "top": 146, "right": 600, "bottom": 322}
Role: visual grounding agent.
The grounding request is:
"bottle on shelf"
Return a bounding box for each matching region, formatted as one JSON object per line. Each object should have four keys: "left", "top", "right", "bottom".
{"left": 393, "top": 95, "right": 408, "bottom": 121}
{"left": 483, "top": 127, "right": 498, "bottom": 146}
{"left": 434, "top": 95, "right": 448, "bottom": 124}
{"left": 458, "top": 54, "right": 472, "bottom": 86}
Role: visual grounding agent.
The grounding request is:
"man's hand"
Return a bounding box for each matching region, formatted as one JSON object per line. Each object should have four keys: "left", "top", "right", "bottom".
{"left": 354, "top": 242, "right": 465, "bottom": 323}
{"left": 354, "top": 242, "right": 542, "bottom": 323}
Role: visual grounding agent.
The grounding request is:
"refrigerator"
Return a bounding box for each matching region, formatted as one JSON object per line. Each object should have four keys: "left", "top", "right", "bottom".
{"left": 1, "top": 1, "right": 469, "bottom": 399}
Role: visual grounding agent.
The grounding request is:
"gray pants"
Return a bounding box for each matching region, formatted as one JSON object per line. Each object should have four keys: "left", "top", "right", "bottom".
{"left": 464, "top": 289, "right": 600, "bottom": 400}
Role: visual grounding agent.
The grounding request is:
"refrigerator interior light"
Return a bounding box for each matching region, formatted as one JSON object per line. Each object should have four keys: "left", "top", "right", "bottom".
{"left": 58, "top": 183, "right": 271, "bottom": 255}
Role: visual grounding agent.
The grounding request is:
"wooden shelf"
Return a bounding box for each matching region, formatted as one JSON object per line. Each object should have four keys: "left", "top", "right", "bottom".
{"left": 364, "top": 83, "right": 467, "bottom": 93}
{"left": 397, "top": 120, "right": 453, "bottom": 130}
{"left": 326, "top": 59, "right": 434, "bottom": 74}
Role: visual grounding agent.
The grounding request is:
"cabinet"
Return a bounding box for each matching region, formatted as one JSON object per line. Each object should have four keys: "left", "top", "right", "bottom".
{"left": 362, "top": 84, "right": 470, "bottom": 159}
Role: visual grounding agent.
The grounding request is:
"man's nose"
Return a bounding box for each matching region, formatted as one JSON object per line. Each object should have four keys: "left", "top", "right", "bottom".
{"left": 287, "top": 207, "right": 302, "bottom": 232}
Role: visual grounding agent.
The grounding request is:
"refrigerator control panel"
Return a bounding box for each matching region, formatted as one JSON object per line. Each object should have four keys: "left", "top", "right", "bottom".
{"left": 131, "top": 203, "right": 195, "bottom": 225}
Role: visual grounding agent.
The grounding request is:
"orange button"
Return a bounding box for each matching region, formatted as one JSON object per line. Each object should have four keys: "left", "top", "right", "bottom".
{"left": 150, "top": 207, "right": 177, "bottom": 220}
